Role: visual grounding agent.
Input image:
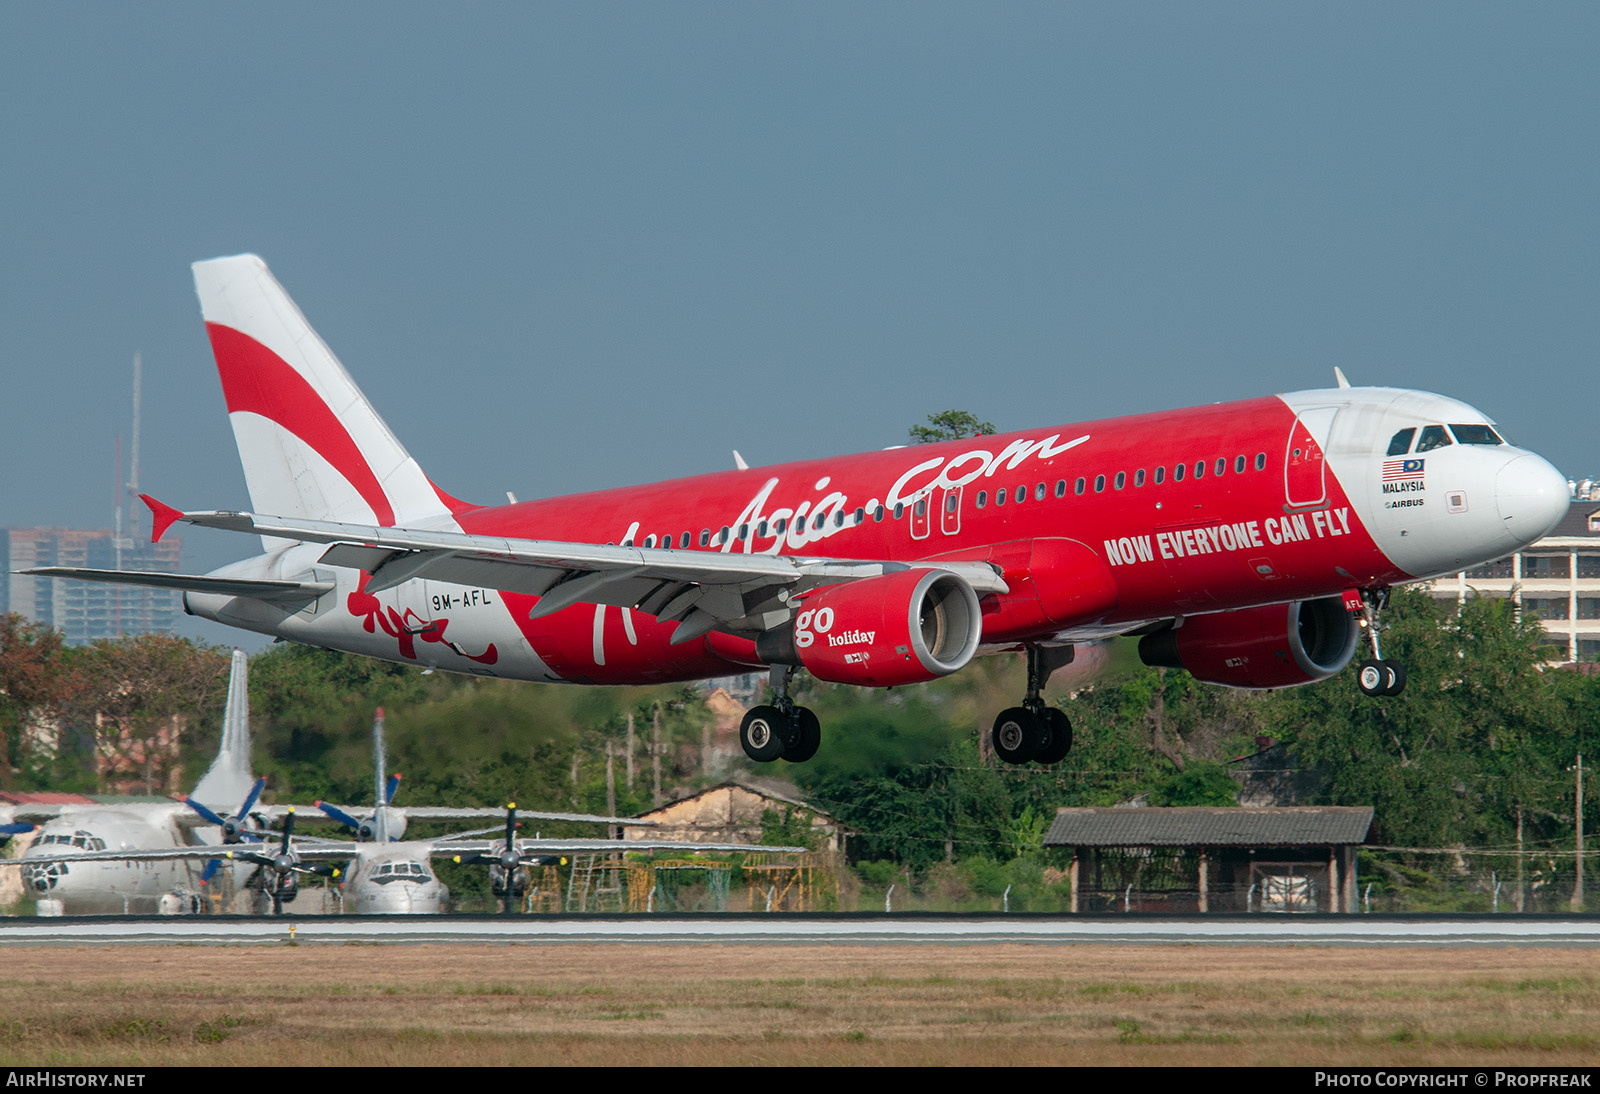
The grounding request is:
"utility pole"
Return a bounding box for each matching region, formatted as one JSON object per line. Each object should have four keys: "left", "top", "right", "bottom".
{"left": 625, "top": 710, "right": 636, "bottom": 790}
{"left": 1516, "top": 805, "right": 1525, "bottom": 914}
{"left": 605, "top": 740, "right": 616, "bottom": 835}
{"left": 652, "top": 703, "right": 663, "bottom": 806}
{"left": 1573, "top": 754, "right": 1586, "bottom": 912}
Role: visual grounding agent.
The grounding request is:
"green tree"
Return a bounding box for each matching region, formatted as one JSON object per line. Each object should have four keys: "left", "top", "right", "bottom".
{"left": 1272, "top": 587, "right": 1572, "bottom": 850}
{"left": 57, "top": 635, "right": 230, "bottom": 795}
{"left": 0, "top": 614, "right": 71, "bottom": 788}
{"left": 909, "top": 410, "right": 997, "bottom": 444}
{"left": 1148, "top": 761, "right": 1240, "bottom": 806}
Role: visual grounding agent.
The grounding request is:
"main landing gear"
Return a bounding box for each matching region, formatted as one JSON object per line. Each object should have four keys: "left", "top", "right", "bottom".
{"left": 992, "top": 645, "right": 1076, "bottom": 766}
{"left": 1354, "top": 588, "right": 1406, "bottom": 698}
{"left": 739, "top": 666, "right": 822, "bottom": 763}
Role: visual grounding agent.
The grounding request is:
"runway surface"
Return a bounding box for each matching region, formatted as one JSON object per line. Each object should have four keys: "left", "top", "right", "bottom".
{"left": 3, "top": 913, "right": 1599, "bottom": 946}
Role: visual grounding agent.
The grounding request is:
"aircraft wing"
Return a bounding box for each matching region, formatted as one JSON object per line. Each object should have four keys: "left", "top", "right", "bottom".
{"left": 16, "top": 567, "right": 332, "bottom": 607}
{"left": 151, "top": 501, "right": 1008, "bottom": 642}
{"left": 0, "top": 804, "right": 68, "bottom": 825}
{"left": 219, "top": 838, "right": 804, "bottom": 861}
{"left": 4, "top": 842, "right": 362, "bottom": 866}
{"left": 432, "top": 839, "right": 805, "bottom": 857}
{"left": 3, "top": 839, "right": 804, "bottom": 867}
{"left": 299, "top": 805, "right": 656, "bottom": 827}
{"left": 3, "top": 845, "right": 244, "bottom": 866}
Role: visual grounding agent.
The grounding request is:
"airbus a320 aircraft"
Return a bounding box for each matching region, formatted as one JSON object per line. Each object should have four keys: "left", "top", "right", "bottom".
{"left": 27, "top": 256, "right": 1569, "bottom": 767}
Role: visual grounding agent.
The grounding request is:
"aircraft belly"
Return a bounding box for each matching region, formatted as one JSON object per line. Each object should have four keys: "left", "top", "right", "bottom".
{"left": 501, "top": 591, "right": 751, "bottom": 685}
{"left": 224, "top": 572, "right": 565, "bottom": 683}
{"left": 930, "top": 539, "right": 1119, "bottom": 644}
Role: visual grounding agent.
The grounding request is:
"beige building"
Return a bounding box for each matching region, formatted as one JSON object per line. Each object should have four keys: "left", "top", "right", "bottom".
{"left": 1432, "top": 498, "right": 1600, "bottom": 661}
{"left": 1, "top": 528, "right": 182, "bottom": 645}
{"left": 623, "top": 780, "right": 844, "bottom": 853}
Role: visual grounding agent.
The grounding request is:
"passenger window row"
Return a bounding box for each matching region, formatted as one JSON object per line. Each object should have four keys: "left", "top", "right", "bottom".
{"left": 621, "top": 449, "right": 1275, "bottom": 547}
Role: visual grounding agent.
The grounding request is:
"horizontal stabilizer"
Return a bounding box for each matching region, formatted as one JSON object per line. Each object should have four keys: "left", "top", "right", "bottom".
{"left": 19, "top": 567, "right": 332, "bottom": 606}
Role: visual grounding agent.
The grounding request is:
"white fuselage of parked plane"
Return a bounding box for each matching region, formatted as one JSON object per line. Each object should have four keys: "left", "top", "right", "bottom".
{"left": 15, "top": 808, "right": 222, "bottom": 915}
{"left": 337, "top": 844, "right": 450, "bottom": 914}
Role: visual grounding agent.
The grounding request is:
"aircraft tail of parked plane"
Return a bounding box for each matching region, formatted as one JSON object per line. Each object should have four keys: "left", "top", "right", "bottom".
{"left": 20, "top": 255, "right": 1574, "bottom": 771}
{"left": 187, "top": 648, "right": 257, "bottom": 810}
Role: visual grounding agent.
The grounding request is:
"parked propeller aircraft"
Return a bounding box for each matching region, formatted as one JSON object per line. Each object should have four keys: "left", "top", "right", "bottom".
{"left": 36, "top": 805, "right": 797, "bottom": 915}
{"left": 1, "top": 649, "right": 264, "bottom": 914}
{"left": 24, "top": 256, "right": 1570, "bottom": 766}
{"left": 299, "top": 707, "right": 654, "bottom": 914}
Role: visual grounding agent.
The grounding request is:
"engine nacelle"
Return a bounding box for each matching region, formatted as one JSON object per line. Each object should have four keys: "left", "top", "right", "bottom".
{"left": 1137, "top": 597, "right": 1359, "bottom": 689}
{"left": 359, "top": 810, "right": 407, "bottom": 843}
{"left": 757, "top": 569, "right": 982, "bottom": 687}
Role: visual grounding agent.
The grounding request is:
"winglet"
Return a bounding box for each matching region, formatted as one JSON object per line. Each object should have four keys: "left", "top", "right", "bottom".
{"left": 1333, "top": 367, "right": 1351, "bottom": 389}
{"left": 141, "top": 495, "right": 184, "bottom": 543}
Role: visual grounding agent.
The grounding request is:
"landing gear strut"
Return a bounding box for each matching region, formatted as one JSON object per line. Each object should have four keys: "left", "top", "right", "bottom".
{"left": 739, "top": 666, "right": 822, "bottom": 763}
{"left": 991, "top": 645, "right": 1075, "bottom": 766}
{"left": 1354, "top": 588, "right": 1406, "bottom": 698}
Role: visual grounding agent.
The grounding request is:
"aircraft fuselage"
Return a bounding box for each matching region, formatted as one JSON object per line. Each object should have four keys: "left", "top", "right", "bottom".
{"left": 183, "top": 385, "right": 1567, "bottom": 687}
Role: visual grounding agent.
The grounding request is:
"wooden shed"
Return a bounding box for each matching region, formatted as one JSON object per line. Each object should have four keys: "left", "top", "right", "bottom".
{"left": 1044, "top": 806, "right": 1373, "bottom": 914}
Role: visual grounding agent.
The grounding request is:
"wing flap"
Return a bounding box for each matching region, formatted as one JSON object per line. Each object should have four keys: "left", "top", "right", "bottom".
{"left": 161, "top": 506, "right": 1010, "bottom": 631}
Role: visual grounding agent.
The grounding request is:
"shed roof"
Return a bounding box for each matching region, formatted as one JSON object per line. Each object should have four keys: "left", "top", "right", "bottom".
{"left": 629, "top": 780, "right": 834, "bottom": 823}
{"left": 1044, "top": 806, "right": 1373, "bottom": 848}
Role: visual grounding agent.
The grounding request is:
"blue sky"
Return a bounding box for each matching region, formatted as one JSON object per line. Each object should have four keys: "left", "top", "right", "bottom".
{"left": 2, "top": 4, "right": 1596, "bottom": 646}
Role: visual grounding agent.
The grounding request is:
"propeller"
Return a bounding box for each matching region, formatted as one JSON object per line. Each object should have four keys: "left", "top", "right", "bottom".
{"left": 184, "top": 776, "right": 267, "bottom": 844}
{"left": 452, "top": 803, "right": 566, "bottom": 915}
{"left": 314, "top": 800, "right": 368, "bottom": 836}
{"left": 0, "top": 822, "right": 34, "bottom": 850}
{"left": 185, "top": 776, "right": 267, "bottom": 890}
{"left": 225, "top": 807, "right": 340, "bottom": 915}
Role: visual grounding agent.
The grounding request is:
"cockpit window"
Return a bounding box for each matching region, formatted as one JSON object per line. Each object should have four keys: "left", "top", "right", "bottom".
{"left": 1415, "top": 425, "right": 1453, "bottom": 453}
{"left": 37, "top": 831, "right": 103, "bottom": 850}
{"left": 1448, "top": 424, "right": 1503, "bottom": 446}
{"left": 1386, "top": 428, "right": 1416, "bottom": 457}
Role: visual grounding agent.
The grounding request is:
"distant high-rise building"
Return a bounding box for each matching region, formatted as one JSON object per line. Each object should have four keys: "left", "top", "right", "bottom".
{"left": 1, "top": 528, "right": 182, "bottom": 645}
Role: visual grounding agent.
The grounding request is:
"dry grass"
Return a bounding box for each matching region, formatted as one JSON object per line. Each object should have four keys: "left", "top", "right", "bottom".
{"left": 1, "top": 943, "right": 1598, "bottom": 1066}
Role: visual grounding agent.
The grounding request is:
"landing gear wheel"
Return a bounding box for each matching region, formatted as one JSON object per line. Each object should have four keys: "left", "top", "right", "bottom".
{"left": 1356, "top": 659, "right": 1386, "bottom": 698}
{"left": 1381, "top": 663, "right": 1407, "bottom": 697}
{"left": 740, "top": 705, "right": 787, "bottom": 762}
{"left": 783, "top": 707, "right": 821, "bottom": 763}
{"left": 1034, "top": 708, "right": 1073, "bottom": 764}
{"left": 992, "top": 707, "right": 1043, "bottom": 765}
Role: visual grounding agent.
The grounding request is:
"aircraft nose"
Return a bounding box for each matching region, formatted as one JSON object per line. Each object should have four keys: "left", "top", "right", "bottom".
{"left": 1496, "top": 453, "right": 1570, "bottom": 547}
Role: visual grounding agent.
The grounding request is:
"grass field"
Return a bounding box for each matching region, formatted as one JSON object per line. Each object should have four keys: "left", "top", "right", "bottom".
{"left": 2, "top": 943, "right": 1598, "bottom": 1066}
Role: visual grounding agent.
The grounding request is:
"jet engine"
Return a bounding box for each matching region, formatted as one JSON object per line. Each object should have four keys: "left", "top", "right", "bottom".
{"left": 757, "top": 569, "right": 982, "bottom": 687}
{"left": 1137, "top": 597, "right": 1359, "bottom": 689}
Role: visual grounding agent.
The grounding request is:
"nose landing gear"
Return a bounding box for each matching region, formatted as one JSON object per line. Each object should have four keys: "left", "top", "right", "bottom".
{"left": 739, "top": 666, "right": 822, "bottom": 763}
{"left": 991, "top": 645, "right": 1075, "bottom": 766}
{"left": 1354, "top": 588, "right": 1406, "bottom": 697}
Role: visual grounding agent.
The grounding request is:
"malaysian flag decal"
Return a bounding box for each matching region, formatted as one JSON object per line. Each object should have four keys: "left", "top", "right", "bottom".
{"left": 1382, "top": 458, "right": 1425, "bottom": 481}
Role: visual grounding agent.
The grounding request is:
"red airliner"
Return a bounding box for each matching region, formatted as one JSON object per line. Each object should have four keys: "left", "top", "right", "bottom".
{"left": 30, "top": 256, "right": 1570, "bottom": 765}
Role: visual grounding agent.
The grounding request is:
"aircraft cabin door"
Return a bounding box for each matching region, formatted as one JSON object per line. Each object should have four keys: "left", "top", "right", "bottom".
{"left": 1285, "top": 407, "right": 1337, "bottom": 509}
{"left": 940, "top": 485, "right": 963, "bottom": 536}
{"left": 910, "top": 494, "right": 931, "bottom": 540}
